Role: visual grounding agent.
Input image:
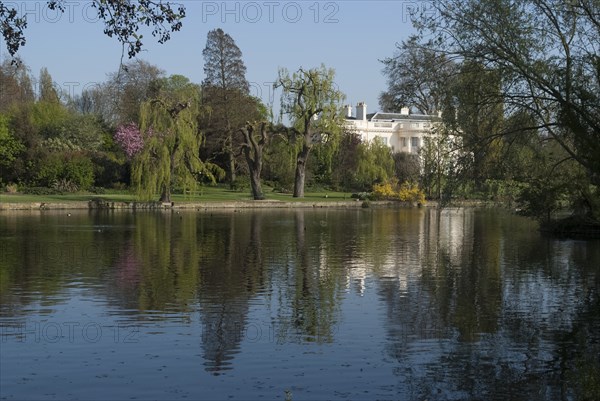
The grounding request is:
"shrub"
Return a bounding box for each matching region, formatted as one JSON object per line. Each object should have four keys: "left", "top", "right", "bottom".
{"left": 52, "top": 179, "right": 79, "bottom": 193}
{"left": 351, "top": 192, "right": 372, "bottom": 201}
{"left": 372, "top": 178, "right": 426, "bottom": 205}
{"left": 372, "top": 179, "right": 397, "bottom": 199}
{"left": 35, "top": 152, "right": 95, "bottom": 190}
{"left": 63, "top": 154, "right": 94, "bottom": 190}
{"left": 22, "top": 187, "right": 62, "bottom": 195}
{"left": 398, "top": 181, "right": 426, "bottom": 205}
{"left": 5, "top": 183, "right": 18, "bottom": 193}
{"left": 89, "top": 186, "right": 106, "bottom": 194}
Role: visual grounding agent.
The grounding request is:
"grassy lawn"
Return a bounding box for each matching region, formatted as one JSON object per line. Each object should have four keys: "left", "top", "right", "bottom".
{"left": 0, "top": 186, "right": 354, "bottom": 204}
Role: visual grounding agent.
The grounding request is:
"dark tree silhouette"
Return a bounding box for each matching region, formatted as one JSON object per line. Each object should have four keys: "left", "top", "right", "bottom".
{"left": 202, "top": 28, "right": 253, "bottom": 189}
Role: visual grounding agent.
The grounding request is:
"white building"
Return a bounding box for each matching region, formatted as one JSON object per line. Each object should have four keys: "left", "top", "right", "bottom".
{"left": 343, "top": 102, "right": 442, "bottom": 154}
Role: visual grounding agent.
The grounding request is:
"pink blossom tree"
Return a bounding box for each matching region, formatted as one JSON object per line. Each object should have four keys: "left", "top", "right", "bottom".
{"left": 114, "top": 123, "right": 144, "bottom": 158}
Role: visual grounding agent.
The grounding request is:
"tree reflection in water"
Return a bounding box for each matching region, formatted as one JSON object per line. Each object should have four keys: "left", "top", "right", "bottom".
{"left": 0, "top": 208, "right": 598, "bottom": 399}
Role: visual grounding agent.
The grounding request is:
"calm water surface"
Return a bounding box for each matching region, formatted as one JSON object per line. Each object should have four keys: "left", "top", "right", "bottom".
{"left": 1, "top": 208, "right": 599, "bottom": 400}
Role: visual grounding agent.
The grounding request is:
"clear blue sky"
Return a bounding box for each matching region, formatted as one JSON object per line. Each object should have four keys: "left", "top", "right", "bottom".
{"left": 1, "top": 1, "right": 423, "bottom": 114}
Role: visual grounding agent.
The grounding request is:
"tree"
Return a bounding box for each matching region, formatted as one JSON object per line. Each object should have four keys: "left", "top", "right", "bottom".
{"left": 449, "top": 61, "right": 505, "bottom": 189}
{"left": 0, "top": 114, "right": 24, "bottom": 181}
{"left": 414, "top": 0, "right": 600, "bottom": 195}
{"left": 0, "top": 58, "right": 34, "bottom": 112}
{"left": 238, "top": 121, "right": 267, "bottom": 200}
{"left": 91, "top": 60, "right": 165, "bottom": 125}
{"left": 201, "top": 28, "right": 257, "bottom": 189}
{"left": 114, "top": 122, "right": 144, "bottom": 158}
{"left": 132, "top": 75, "right": 222, "bottom": 202}
{"left": 420, "top": 124, "right": 458, "bottom": 201}
{"left": 379, "top": 35, "right": 457, "bottom": 114}
{"left": 394, "top": 152, "right": 421, "bottom": 185}
{"left": 38, "top": 67, "right": 59, "bottom": 103}
{"left": 330, "top": 130, "right": 362, "bottom": 191}
{"left": 0, "top": 0, "right": 185, "bottom": 58}
{"left": 263, "top": 135, "right": 297, "bottom": 192}
{"left": 238, "top": 120, "right": 288, "bottom": 200}
{"left": 355, "top": 137, "right": 395, "bottom": 190}
{"left": 275, "top": 65, "right": 345, "bottom": 198}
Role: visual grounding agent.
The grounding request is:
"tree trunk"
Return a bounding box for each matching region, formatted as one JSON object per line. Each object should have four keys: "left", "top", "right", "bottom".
{"left": 159, "top": 138, "right": 178, "bottom": 203}
{"left": 159, "top": 185, "right": 171, "bottom": 203}
{"left": 249, "top": 168, "right": 264, "bottom": 200}
{"left": 293, "top": 144, "right": 310, "bottom": 198}
{"left": 227, "top": 146, "right": 236, "bottom": 189}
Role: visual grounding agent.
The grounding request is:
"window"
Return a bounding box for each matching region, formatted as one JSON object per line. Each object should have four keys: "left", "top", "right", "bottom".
{"left": 411, "top": 137, "right": 420, "bottom": 153}
{"left": 374, "top": 136, "right": 388, "bottom": 145}
{"left": 401, "top": 138, "right": 407, "bottom": 147}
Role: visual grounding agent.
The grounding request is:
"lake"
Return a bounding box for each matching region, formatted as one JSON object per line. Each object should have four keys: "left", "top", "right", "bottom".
{"left": 1, "top": 208, "right": 599, "bottom": 400}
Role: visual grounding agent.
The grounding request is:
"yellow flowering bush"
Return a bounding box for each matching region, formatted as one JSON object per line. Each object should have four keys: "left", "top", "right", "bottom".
{"left": 372, "top": 178, "right": 426, "bottom": 205}
{"left": 372, "top": 179, "right": 397, "bottom": 199}
{"left": 398, "top": 181, "right": 426, "bottom": 204}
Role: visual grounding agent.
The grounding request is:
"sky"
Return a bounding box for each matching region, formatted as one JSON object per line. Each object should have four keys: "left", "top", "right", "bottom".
{"left": 0, "top": 1, "right": 427, "bottom": 115}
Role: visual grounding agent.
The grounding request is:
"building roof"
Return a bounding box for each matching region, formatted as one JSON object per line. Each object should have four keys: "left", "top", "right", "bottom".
{"left": 343, "top": 111, "right": 441, "bottom": 122}
{"left": 370, "top": 112, "right": 440, "bottom": 121}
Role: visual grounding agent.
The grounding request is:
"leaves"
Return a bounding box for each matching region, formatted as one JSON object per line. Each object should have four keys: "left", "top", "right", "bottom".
{"left": 275, "top": 65, "right": 345, "bottom": 196}
{"left": 132, "top": 75, "right": 222, "bottom": 201}
{"left": 1, "top": 0, "right": 185, "bottom": 58}
{"left": 379, "top": 35, "right": 457, "bottom": 114}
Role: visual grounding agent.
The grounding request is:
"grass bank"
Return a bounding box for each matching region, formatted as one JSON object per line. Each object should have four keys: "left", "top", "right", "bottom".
{"left": 0, "top": 186, "right": 380, "bottom": 210}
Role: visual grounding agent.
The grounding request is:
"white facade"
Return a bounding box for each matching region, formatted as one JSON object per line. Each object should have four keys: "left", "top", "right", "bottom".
{"left": 343, "top": 103, "right": 441, "bottom": 154}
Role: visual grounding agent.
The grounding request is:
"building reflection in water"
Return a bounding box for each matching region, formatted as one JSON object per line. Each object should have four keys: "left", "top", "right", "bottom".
{"left": 1, "top": 208, "right": 598, "bottom": 399}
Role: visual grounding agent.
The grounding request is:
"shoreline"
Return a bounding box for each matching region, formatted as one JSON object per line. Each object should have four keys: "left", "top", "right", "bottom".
{"left": 0, "top": 199, "right": 429, "bottom": 211}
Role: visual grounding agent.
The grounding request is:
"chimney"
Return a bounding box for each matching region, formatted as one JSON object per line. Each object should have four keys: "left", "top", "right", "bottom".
{"left": 345, "top": 105, "right": 352, "bottom": 118}
{"left": 400, "top": 107, "right": 410, "bottom": 115}
{"left": 356, "top": 102, "right": 367, "bottom": 121}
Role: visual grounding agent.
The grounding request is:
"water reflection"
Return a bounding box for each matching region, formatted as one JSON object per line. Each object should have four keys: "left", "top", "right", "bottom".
{"left": 0, "top": 208, "right": 598, "bottom": 400}
{"left": 197, "top": 212, "right": 266, "bottom": 373}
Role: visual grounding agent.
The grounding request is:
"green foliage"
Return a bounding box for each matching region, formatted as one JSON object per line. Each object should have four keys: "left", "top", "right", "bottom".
{"left": 329, "top": 131, "right": 362, "bottom": 191}
{"left": 416, "top": 0, "right": 600, "bottom": 191}
{"left": 36, "top": 153, "right": 64, "bottom": 186}
{"left": 264, "top": 136, "right": 297, "bottom": 192}
{"left": 516, "top": 140, "right": 597, "bottom": 222}
{"left": 133, "top": 75, "right": 223, "bottom": 201}
{"left": 355, "top": 137, "right": 395, "bottom": 190}
{"left": 91, "top": 152, "right": 129, "bottom": 188}
{"left": 0, "top": 114, "right": 24, "bottom": 169}
{"left": 275, "top": 65, "right": 345, "bottom": 197}
{"left": 419, "top": 125, "right": 458, "bottom": 200}
{"left": 38, "top": 67, "right": 60, "bottom": 103}
{"left": 21, "top": 186, "right": 63, "bottom": 195}
{"left": 36, "top": 152, "right": 95, "bottom": 191}
{"left": 63, "top": 154, "right": 95, "bottom": 190}
{"left": 29, "top": 100, "right": 70, "bottom": 138}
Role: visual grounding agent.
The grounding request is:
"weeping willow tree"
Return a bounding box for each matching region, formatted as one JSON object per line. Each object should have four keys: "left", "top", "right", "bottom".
{"left": 275, "top": 65, "right": 345, "bottom": 198}
{"left": 132, "top": 75, "right": 222, "bottom": 202}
